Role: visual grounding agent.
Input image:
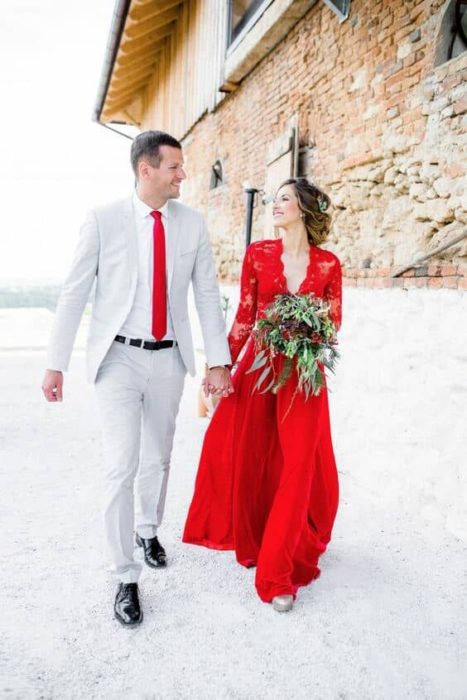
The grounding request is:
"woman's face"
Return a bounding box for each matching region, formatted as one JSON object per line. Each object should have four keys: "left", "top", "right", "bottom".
{"left": 272, "top": 184, "right": 302, "bottom": 227}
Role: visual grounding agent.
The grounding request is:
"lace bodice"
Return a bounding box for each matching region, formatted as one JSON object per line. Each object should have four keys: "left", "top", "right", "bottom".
{"left": 228, "top": 239, "right": 342, "bottom": 363}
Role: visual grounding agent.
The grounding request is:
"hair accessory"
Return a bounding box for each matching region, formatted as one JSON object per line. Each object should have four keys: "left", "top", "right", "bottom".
{"left": 318, "top": 197, "right": 328, "bottom": 213}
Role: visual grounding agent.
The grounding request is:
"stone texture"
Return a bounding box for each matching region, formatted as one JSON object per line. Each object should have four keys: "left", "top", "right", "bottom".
{"left": 175, "top": 0, "right": 467, "bottom": 280}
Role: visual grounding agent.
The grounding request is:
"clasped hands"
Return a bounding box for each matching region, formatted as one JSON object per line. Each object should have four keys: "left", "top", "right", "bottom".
{"left": 203, "top": 365, "right": 234, "bottom": 399}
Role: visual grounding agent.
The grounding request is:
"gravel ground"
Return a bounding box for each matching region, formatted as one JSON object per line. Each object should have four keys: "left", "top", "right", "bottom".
{"left": 1, "top": 288, "right": 466, "bottom": 699}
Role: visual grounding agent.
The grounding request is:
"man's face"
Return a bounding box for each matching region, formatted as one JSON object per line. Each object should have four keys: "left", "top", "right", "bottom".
{"left": 140, "top": 145, "right": 186, "bottom": 200}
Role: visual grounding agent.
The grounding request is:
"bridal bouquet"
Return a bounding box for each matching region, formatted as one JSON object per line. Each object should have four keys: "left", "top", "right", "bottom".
{"left": 247, "top": 293, "right": 339, "bottom": 398}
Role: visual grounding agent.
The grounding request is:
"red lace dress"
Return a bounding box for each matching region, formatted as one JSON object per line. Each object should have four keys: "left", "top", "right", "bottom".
{"left": 183, "top": 239, "right": 342, "bottom": 602}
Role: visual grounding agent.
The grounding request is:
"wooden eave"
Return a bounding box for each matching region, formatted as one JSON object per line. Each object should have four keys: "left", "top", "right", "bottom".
{"left": 95, "top": 0, "right": 185, "bottom": 126}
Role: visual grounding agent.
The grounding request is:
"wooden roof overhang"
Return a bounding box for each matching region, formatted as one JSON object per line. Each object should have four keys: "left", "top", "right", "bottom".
{"left": 94, "top": 0, "right": 185, "bottom": 126}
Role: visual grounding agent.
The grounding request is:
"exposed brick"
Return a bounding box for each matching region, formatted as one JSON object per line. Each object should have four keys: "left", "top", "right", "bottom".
{"left": 161, "top": 1, "right": 467, "bottom": 284}
{"left": 459, "top": 278, "right": 467, "bottom": 290}
{"left": 440, "top": 264, "right": 458, "bottom": 276}
{"left": 387, "top": 106, "right": 400, "bottom": 118}
{"left": 446, "top": 163, "right": 465, "bottom": 178}
{"left": 392, "top": 278, "right": 405, "bottom": 287}
{"left": 452, "top": 97, "right": 467, "bottom": 116}
{"left": 428, "top": 278, "right": 443, "bottom": 288}
{"left": 411, "top": 277, "right": 428, "bottom": 288}
{"left": 403, "top": 278, "right": 425, "bottom": 289}
{"left": 442, "top": 277, "right": 458, "bottom": 288}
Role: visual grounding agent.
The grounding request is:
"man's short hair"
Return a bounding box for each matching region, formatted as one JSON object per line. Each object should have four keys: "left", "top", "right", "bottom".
{"left": 130, "top": 130, "right": 182, "bottom": 176}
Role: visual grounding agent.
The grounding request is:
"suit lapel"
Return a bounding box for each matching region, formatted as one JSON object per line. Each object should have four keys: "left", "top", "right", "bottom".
{"left": 122, "top": 196, "right": 138, "bottom": 287}
{"left": 166, "top": 200, "right": 181, "bottom": 293}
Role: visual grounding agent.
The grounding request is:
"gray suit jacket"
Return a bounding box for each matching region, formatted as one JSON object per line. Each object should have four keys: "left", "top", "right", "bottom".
{"left": 47, "top": 196, "right": 231, "bottom": 381}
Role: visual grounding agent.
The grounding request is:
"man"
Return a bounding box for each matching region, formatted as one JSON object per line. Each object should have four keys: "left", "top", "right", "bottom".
{"left": 42, "top": 130, "right": 232, "bottom": 626}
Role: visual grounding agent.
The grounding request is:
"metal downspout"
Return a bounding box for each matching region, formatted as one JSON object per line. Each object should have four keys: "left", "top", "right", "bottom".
{"left": 92, "top": 0, "right": 131, "bottom": 126}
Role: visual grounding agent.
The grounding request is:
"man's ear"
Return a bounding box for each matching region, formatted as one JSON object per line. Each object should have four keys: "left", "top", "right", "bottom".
{"left": 138, "top": 160, "right": 151, "bottom": 180}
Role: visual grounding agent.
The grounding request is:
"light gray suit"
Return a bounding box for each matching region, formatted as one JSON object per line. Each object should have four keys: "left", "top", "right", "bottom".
{"left": 47, "top": 195, "right": 231, "bottom": 581}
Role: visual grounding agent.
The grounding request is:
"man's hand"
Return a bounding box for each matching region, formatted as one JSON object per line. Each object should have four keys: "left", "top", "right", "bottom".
{"left": 42, "top": 370, "right": 64, "bottom": 402}
{"left": 204, "top": 366, "right": 234, "bottom": 399}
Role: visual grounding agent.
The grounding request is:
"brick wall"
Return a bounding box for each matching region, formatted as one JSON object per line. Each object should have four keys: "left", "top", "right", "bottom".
{"left": 179, "top": 0, "right": 467, "bottom": 284}
{"left": 343, "top": 263, "right": 467, "bottom": 289}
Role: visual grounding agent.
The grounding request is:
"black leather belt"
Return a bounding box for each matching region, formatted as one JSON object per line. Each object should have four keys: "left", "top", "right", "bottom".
{"left": 115, "top": 335, "right": 177, "bottom": 351}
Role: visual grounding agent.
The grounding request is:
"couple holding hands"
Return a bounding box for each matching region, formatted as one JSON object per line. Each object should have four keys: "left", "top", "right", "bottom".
{"left": 42, "top": 130, "right": 342, "bottom": 626}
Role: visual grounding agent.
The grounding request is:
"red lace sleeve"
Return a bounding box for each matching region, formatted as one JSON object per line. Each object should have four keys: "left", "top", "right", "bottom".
{"left": 228, "top": 245, "right": 258, "bottom": 363}
{"left": 324, "top": 257, "right": 342, "bottom": 331}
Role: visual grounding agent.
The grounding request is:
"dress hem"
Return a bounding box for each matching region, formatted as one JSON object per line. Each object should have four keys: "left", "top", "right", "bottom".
{"left": 182, "top": 537, "right": 234, "bottom": 551}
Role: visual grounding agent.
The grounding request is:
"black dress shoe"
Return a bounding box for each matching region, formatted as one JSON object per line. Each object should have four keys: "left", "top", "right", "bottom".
{"left": 114, "top": 583, "right": 143, "bottom": 626}
{"left": 135, "top": 532, "right": 167, "bottom": 568}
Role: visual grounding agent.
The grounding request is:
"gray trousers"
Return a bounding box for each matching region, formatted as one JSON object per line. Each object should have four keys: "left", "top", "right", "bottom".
{"left": 95, "top": 340, "right": 186, "bottom": 583}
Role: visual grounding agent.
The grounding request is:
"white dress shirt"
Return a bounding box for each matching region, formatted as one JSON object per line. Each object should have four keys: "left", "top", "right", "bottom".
{"left": 119, "top": 191, "right": 175, "bottom": 341}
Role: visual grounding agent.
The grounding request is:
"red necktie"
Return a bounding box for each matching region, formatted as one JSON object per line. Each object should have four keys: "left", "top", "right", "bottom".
{"left": 150, "top": 210, "right": 167, "bottom": 340}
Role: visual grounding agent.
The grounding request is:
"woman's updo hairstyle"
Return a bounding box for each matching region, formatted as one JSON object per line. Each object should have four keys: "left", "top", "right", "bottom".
{"left": 279, "top": 177, "right": 332, "bottom": 246}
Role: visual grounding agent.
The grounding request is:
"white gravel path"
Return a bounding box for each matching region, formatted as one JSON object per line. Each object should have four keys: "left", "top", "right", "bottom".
{"left": 1, "top": 288, "right": 466, "bottom": 700}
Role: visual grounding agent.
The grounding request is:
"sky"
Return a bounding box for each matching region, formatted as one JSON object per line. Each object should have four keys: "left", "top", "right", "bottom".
{"left": 0, "top": 1, "right": 138, "bottom": 282}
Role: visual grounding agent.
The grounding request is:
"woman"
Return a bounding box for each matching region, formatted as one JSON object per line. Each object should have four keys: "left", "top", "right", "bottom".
{"left": 183, "top": 178, "right": 342, "bottom": 612}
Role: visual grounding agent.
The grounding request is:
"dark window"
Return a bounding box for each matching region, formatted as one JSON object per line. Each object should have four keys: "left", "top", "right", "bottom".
{"left": 228, "top": 0, "right": 268, "bottom": 46}
{"left": 454, "top": 0, "right": 467, "bottom": 53}
{"left": 322, "top": 0, "right": 350, "bottom": 22}
{"left": 210, "top": 160, "right": 224, "bottom": 190}
{"left": 435, "top": 0, "right": 467, "bottom": 65}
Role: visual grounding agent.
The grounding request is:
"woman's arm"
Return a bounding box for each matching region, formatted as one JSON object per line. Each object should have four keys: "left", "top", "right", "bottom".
{"left": 228, "top": 245, "right": 258, "bottom": 364}
{"left": 324, "top": 256, "right": 342, "bottom": 331}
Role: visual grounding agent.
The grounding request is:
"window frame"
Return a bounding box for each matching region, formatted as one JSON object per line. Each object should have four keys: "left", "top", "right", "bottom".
{"left": 227, "top": 0, "right": 275, "bottom": 52}
{"left": 322, "top": 0, "right": 350, "bottom": 22}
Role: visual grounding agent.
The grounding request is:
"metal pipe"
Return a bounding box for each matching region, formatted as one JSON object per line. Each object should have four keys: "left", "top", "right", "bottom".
{"left": 98, "top": 122, "right": 135, "bottom": 140}
{"left": 93, "top": 0, "right": 131, "bottom": 124}
{"left": 392, "top": 229, "right": 467, "bottom": 277}
{"left": 244, "top": 187, "right": 259, "bottom": 248}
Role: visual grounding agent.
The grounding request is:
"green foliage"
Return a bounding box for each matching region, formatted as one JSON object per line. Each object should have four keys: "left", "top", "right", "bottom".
{"left": 246, "top": 293, "right": 340, "bottom": 398}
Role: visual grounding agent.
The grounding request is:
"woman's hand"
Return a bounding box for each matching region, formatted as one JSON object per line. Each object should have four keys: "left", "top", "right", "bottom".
{"left": 203, "top": 366, "right": 234, "bottom": 398}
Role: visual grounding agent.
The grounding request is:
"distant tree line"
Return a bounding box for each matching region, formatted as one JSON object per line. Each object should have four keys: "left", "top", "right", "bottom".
{"left": 0, "top": 285, "right": 62, "bottom": 309}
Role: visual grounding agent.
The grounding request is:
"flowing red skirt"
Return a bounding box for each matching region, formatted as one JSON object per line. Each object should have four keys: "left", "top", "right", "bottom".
{"left": 183, "top": 339, "right": 339, "bottom": 602}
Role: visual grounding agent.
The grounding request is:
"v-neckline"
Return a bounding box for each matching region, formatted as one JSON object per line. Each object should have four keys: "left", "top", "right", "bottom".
{"left": 278, "top": 238, "right": 313, "bottom": 295}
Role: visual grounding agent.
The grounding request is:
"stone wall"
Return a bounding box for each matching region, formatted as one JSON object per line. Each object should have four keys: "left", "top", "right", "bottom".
{"left": 179, "top": 0, "right": 467, "bottom": 283}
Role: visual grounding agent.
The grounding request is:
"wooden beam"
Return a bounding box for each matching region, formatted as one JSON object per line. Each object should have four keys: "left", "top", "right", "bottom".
{"left": 103, "top": 92, "right": 143, "bottom": 116}
{"left": 129, "top": 0, "right": 184, "bottom": 23}
{"left": 101, "top": 96, "right": 143, "bottom": 125}
{"left": 119, "top": 26, "right": 173, "bottom": 54}
{"left": 107, "top": 75, "right": 153, "bottom": 101}
{"left": 116, "top": 25, "right": 174, "bottom": 65}
{"left": 113, "top": 61, "right": 155, "bottom": 84}
{"left": 125, "top": 7, "right": 181, "bottom": 40}
{"left": 113, "top": 40, "right": 165, "bottom": 78}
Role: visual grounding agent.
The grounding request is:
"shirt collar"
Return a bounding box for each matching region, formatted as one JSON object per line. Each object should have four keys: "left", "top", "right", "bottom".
{"left": 133, "top": 191, "right": 169, "bottom": 220}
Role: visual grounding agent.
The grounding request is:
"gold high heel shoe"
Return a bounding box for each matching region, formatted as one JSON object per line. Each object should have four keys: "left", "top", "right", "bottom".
{"left": 272, "top": 595, "right": 294, "bottom": 612}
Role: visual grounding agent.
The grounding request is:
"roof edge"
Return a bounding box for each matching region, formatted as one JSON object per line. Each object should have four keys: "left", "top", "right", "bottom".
{"left": 93, "top": 0, "right": 132, "bottom": 124}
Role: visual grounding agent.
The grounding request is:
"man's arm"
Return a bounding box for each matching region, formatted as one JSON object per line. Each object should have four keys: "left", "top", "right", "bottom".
{"left": 42, "top": 210, "right": 100, "bottom": 402}
{"left": 191, "top": 218, "right": 233, "bottom": 396}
